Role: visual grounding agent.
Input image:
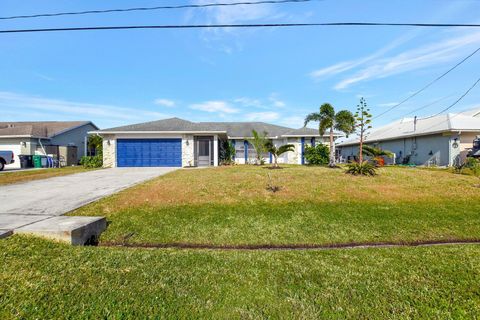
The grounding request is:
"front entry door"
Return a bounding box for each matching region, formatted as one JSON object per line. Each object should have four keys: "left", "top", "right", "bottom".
{"left": 197, "top": 138, "right": 211, "bottom": 166}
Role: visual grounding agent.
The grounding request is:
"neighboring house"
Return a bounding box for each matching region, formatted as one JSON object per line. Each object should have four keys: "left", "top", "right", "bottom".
{"left": 94, "top": 118, "right": 340, "bottom": 168}
{"left": 0, "top": 121, "right": 99, "bottom": 169}
{"left": 337, "top": 108, "right": 480, "bottom": 166}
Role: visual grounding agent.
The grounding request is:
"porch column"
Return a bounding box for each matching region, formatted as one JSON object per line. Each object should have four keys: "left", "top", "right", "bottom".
{"left": 232, "top": 139, "right": 236, "bottom": 160}
{"left": 213, "top": 135, "right": 219, "bottom": 166}
{"left": 244, "top": 140, "right": 248, "bottom": 163}
{"left": 301, "top": 137, "right": 305, "bottom": 165}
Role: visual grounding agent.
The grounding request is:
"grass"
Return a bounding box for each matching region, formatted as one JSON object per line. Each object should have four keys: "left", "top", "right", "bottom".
{"left": 1, "top": 236, "right": 480, "bottom": 319}
{"left": 0, "top": 166, "right": 94, "bottom": 185}
{"left": 71, "top": 165, "right": 480, "bottom": 246}
{"left": 3, "top": 165, "right": 480, "bottom": 318}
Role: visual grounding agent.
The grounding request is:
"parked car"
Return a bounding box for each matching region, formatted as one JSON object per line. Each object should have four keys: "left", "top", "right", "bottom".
{"left": 0, "top": 150, "right": 15, "bottom": 171}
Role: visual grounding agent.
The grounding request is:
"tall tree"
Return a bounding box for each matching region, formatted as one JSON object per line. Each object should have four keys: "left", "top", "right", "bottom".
{"left": 304, "top": 103, "right": 355, "bottom": 167}
{"left": 354, "top": 98, "right": 372, "bottom": 163}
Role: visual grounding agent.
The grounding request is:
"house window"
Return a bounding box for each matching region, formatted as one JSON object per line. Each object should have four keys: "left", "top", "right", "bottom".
{"left": 235, "top": 143, "right": 245, "bottom": 159}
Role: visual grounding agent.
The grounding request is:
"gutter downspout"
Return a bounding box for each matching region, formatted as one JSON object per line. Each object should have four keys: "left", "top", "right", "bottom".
{"left": 84, "top": 135, "right": 88, "bottom": 157}
{"left": 38, "top": 138, "right": 47, "bottom": 156}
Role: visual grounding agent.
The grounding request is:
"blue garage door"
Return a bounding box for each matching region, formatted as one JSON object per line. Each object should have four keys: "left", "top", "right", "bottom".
{"left": 117, "top": 139, "right": 182, "bottom": 167}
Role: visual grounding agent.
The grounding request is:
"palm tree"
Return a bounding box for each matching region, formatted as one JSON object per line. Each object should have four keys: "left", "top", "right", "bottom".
{"left": 362, "top": 145, "right": 393, "bottom": 167}
{"left": 304, "top": 103, "right": 355, "bottom": 167}
{"left": 265, "top": 141, "right": 295, "bottom": 168}
{"left": 248, "top": 130, "right": 269, "bottom": 165}
{"left": 362, "top": 145, "right": 393, "bottom": 158}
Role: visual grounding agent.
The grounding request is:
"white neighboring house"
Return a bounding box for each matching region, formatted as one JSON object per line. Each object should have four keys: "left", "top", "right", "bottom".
{"left": 337, "top": 108, "right": 480, "bottom": 166}
{"left": 0, "top": 121, "right": 98, "bottom": 169}
{"left": 94, "top": 118, "right": 342, "bottom": 168}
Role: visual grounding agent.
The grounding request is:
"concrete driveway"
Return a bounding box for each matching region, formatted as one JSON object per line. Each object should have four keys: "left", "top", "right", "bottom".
{"left": 0, "top": 167, "right": 177, "bottom": 231}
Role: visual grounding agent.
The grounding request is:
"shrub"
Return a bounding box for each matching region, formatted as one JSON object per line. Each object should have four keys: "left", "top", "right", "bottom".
{"left": 219, "top": 141, "right": 236, "bottom": 165}
{"left": 304, "top": 144, "right": 329, "bottom": 165}
{"left": 80, "top": 154, "right": 103, "bottom": 168}
{"left": 463, "top": 158, "right": 480, "bottom": 176}
{"left": 345, "top": 161, "right": 377, "bottom": 176}
{"left": 373, "top": 156, "right": 385, "bottom": 167}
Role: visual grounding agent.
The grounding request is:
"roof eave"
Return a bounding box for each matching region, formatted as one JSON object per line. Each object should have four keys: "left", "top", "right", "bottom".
{"left": 91, "top": 130, "right": 227, "bottom": 135}
{"left": 337, "top": 128, "right": 480, "bottom": 147}
{"left": 0, "top": 135, "right": 49, "bottom": 139}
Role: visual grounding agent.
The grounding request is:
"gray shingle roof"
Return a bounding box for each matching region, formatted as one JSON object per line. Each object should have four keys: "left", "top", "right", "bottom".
{"left": 197, "top": 122, "right": 296, "bottom": 138}
{"left": 0, "top": 121, "right": 96, "bottom": 138}
{"left": 282, "top": 127, "right": 342, "bottom": 137}
{"left": 101, "top": 118, "right": 206, "bottom": 132}
{"left": 99, "top": 117, "right": 325, "bottom": 138}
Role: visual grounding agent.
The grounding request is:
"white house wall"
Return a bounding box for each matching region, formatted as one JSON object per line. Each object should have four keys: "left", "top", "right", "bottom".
{"left": 339, "top": 133, "right": 456, "bottom": 166}
{"left": 229, "top": 137, "right": 326, "bottom": 165}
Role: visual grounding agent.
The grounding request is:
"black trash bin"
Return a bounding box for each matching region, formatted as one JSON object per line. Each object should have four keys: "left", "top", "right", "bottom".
{"left": 19, "top": 155, "right": 33, "bottom": 169}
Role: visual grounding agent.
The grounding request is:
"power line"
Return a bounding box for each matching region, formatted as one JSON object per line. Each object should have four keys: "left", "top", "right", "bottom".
{"left": 430, "top": 75, "right": 480, "bottom": 117}
{"left": 373, "top": 45, "right": 480, "bottom": 120}
{"left": 402, "top": 93, "right": 456, "bottom": 117}
{"left": 0, "top": 0, "right": 312, "bottom": 20}
{"left": 2, "top": 22, "right": 480, "bottom": 34}
{"left": 417, "top": 76, "right": 480, "bottom": 134}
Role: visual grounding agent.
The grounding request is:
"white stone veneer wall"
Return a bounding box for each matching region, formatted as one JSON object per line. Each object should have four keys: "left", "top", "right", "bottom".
{"left": 182, "top": 134, "right": 195, "bottom": 167}
{"left": 102, "top": 135, "right": 116, "bottom": 168}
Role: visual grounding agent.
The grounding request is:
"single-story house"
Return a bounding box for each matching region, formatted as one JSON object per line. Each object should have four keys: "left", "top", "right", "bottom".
{"left": 94, "top": 118, "right": 340, "bottom": 168}
{"left": 0, "top": 121, "right": 99, "bottom": 169}
{"left": 337, "top": 108, "right": 480, "bottom": 166}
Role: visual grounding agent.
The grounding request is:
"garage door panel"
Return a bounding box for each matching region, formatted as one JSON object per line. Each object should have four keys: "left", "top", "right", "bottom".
{"left": 117, "top": 139, "right": 182, "bottom": 167}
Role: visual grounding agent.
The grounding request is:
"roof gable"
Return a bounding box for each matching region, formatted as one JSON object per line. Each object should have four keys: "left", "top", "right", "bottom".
{"left": 0, "top": 121, "right": 96, "bottom": 138}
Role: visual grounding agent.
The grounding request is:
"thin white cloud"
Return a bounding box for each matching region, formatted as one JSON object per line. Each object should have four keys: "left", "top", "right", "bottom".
{"left": 268, "top": 93, "right": 286, "bottom": 108}
{"left": 192, "top": 0, "right": 277, "bottom": 25}
{"left": 0, "top": 91, "right": 169, "bottom": 122}
{"left": 310, "top": 32, "right": 419, "bottom": 80}
{"left": 234, "top": 97, "right": 262, "bottom": 108}
{"left": 279, "top": 116, "right": 306, "bottom": 129}
{"left": 245, "top": 111, "right": 280, "bottom": 122}
{"left": 185, "top": 0, "right": 286, "bottom": 49}
{"left": 377, "top": 102, "right": 399, "bottom": 107}
{"left": 34, "top": 73, "right": 54, "bottom": 81}
{"left": 154, "top": 98, "right": 176, "bottom": 107}
{"left": 189, "top": 100, "right": 239, "bottom": 113}
{"left": 335, "top": 31, "right": 480, "bottom": 90}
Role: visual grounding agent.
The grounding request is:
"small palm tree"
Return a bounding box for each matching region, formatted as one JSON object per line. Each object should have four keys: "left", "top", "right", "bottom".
{"left": 362, "top": 145, "right": 393, "bottom": 158}
{"left": 304, "top": 103, "right": 355, "bottom": 167}
{"left": 265, "top": 141, "right": 295, "bottom": 168}
{"left": 248, "top": 130, "right": 269, "bottom": 165}
{"left": 362, "top": 145, "right": 393, "bottom": 167}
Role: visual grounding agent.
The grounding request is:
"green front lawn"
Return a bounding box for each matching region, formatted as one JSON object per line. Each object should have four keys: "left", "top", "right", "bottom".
{"left": 3, "top": 165, "right": 480, "bottom": 318}
{"left": 1, "top": 236, "right": 479, "bottom": 319}
{"left": 71, "top": 165, "right": 480, "bottom": 246}
{"left": 0, "top": 166, "right": 94, "bottom": 185}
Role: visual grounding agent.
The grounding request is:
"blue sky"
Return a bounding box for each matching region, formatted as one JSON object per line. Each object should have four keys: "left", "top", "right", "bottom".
{"left": 1, "top": 0, "right": 480, "bottom": 129}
